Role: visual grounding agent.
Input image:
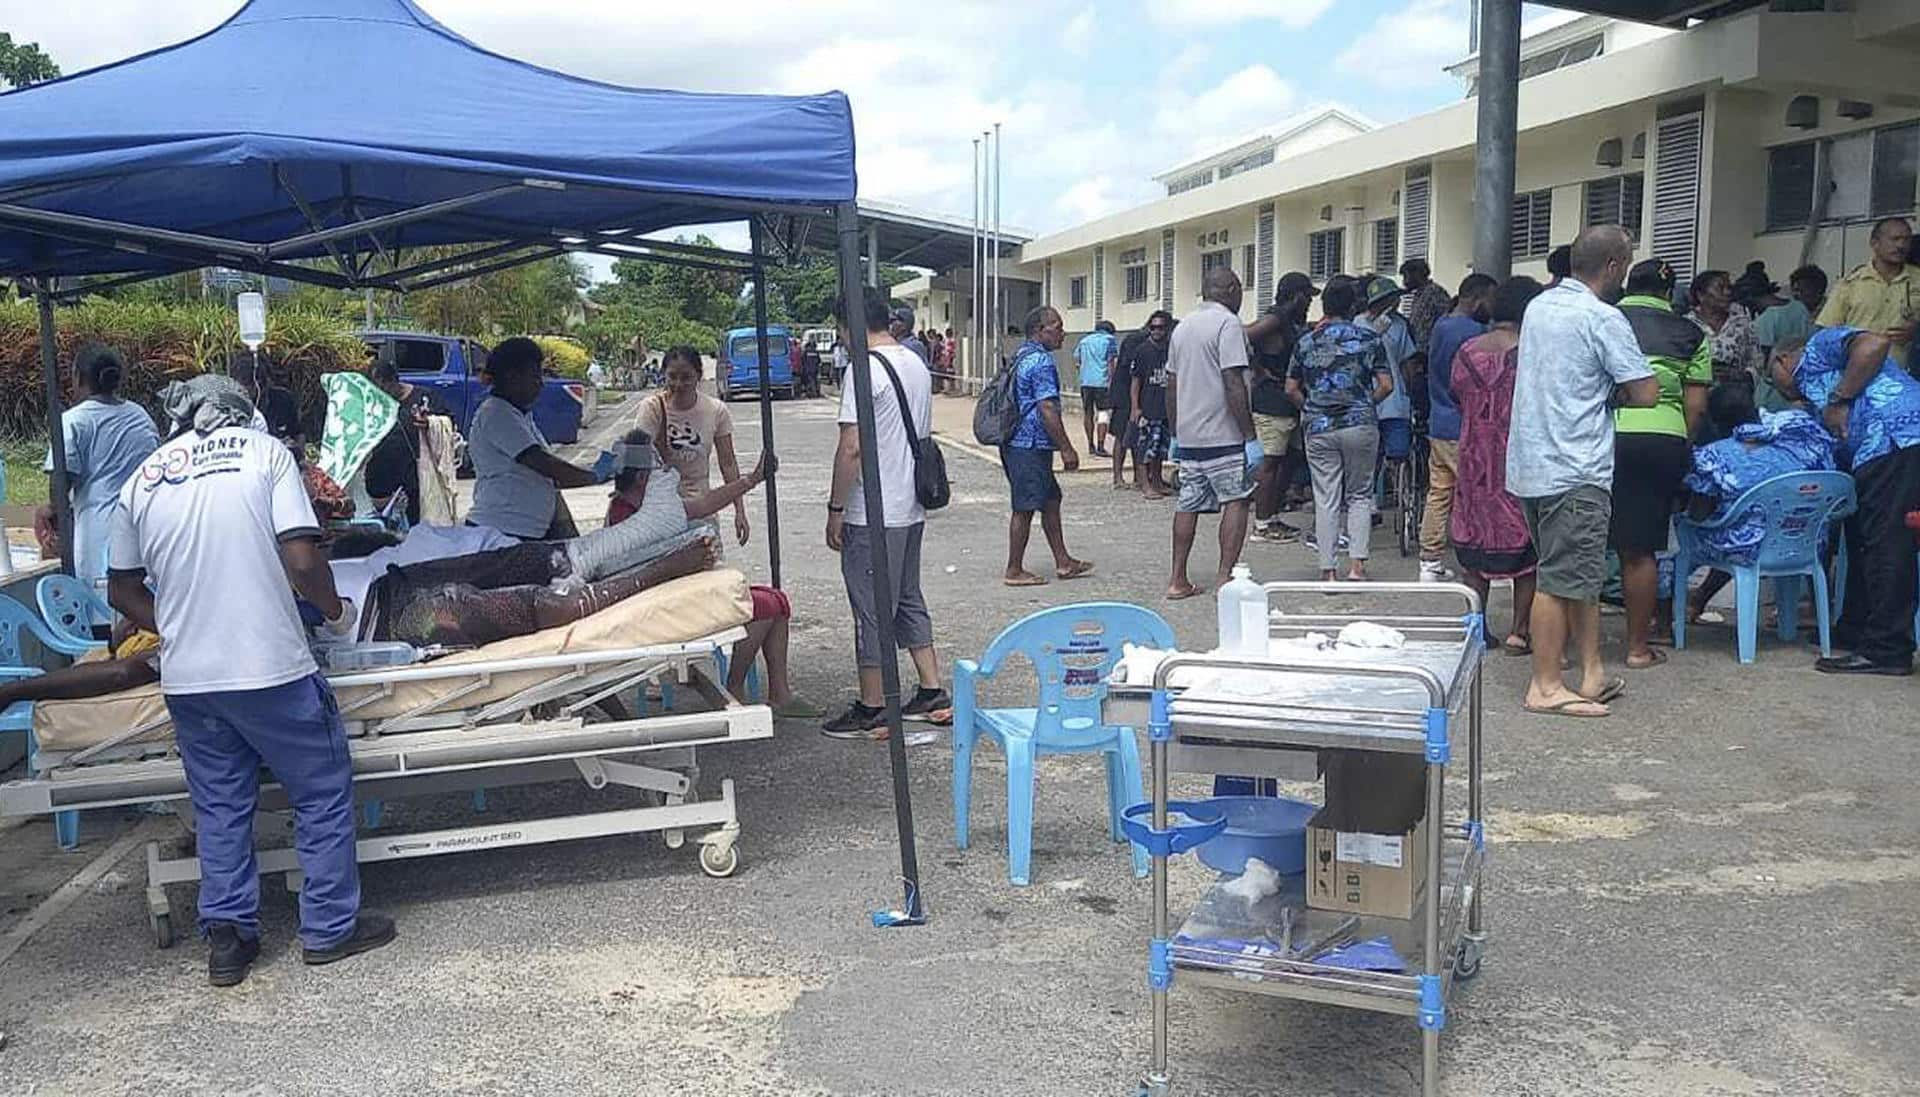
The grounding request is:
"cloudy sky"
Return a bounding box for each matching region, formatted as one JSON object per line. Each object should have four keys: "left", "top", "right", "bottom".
{"left": 5, "top": 0, "right": 1576, "bottom": 255}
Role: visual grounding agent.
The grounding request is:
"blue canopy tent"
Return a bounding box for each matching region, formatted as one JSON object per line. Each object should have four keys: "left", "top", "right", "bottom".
{"left": 0, "top": 0, "right": 925, "bottom": 921}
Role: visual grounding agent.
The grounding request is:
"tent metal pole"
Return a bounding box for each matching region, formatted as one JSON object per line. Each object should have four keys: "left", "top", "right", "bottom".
{"left": 35, "top": 285, "right": 74, "bottom": 577}
{"left": 0, "top": 202, "right": 268, "bottom": 261}
{"left": 749, "top": 219, "right": 783, "bottom": 590}
{"left": 834, "top": 199, "right": 924, "bottom": 924}
{"left": 402, "top": 246, "right": 570, "bottom": 291}
{"left": 265, "top": 182, "right": 529, "bottom": 257}
{"left": 1472, "top": 0, "right": 1521, "bottom": 281}
{"left": 972, "top": 136, "right": 982, "bottom": 386}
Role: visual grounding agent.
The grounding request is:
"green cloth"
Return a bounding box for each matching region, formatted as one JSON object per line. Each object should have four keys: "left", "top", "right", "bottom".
{"left": 1615, "top": 294, "right": 1712, "bottom": 438}
{"left": 319, "top": 371, "right": 399, "bottom": 487}
{"left": 1754, "top": 299, "right": 1813, "bottom": 351}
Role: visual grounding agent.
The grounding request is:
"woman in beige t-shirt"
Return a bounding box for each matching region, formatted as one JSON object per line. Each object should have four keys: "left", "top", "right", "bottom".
{"left": 637, "top": 346, "right": 750, "bottom": 545}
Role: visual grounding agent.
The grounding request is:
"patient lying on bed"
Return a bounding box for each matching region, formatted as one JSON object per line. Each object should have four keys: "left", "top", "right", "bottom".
{"left": 0, "top": 623, "right": 162, "bottom": 709}
{"left": 362, "top": 446, "right": 771, "bottom": 648}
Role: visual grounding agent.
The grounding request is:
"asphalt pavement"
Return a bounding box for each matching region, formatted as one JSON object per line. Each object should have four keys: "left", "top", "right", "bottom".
{"left": 1, "top": 390, "right": 1916, "bottom": 1096}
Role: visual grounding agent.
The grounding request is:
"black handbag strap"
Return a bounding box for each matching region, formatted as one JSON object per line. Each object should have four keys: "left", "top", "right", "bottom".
{"left": 869, "top": 350, "right": 928, "bottom": 461}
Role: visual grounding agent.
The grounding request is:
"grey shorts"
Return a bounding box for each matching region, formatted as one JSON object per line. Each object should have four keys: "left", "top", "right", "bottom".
{"left": 840, "top": 522, "right": 935, "bottom": 668}
{"left": 1176, "top": 451, "right": 1256, "bottom": 514}
{"left": 1521, "top": 485, "right": 1611, "bottom": 601}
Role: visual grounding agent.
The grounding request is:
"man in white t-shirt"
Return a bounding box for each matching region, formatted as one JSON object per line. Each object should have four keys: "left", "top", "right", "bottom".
{"left": 108, "top": 376, "right": 395, "bottom": 987}
{"left": 466, "top": 337, "right": 615, "bottom": 539}
{"left": 822, "top": 286, "right": 947, "bottom": 739}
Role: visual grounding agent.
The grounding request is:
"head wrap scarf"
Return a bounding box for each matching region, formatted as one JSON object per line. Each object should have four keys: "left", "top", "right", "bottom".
{"left": 160, "top": 374, "right": 256, "bottom": 435}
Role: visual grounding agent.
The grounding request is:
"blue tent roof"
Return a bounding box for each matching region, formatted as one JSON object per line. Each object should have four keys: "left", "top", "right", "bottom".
{"left": 0, "top": 0, "right": 856, "bottom": 283}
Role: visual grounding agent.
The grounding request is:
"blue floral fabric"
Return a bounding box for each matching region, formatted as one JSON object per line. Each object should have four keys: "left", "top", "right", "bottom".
{"left": 1009, "top": 339, "right": 1063, "bottom": 451}
{"left": 1791, "top": 326, "right": 1920, "bottom": 470}
{"left": 1287, "top": 320, "right": 1390, "bottom": 435}
{"left": 1684, "top": 409, "right": 1838, "bottom": 564}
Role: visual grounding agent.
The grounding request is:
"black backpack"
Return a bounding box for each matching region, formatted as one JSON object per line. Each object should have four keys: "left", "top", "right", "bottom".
{"left": 972, "top": 355, "right": 1021, "bottom": 446}
{"left": 871, "top": 351, "right": 950, "bottom": 511}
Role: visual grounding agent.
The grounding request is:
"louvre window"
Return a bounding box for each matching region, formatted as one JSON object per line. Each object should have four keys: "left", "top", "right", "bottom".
{"left": 1372, "top": 218, "right": 1399, "bottom": 272}
{"left": 1069, "top": 276, "right": 1087, "bottom": 309}
{"left": 1510, "top": 189, "right": 1553, "bottom": 259}
{"left": 1583, "top": 174, "right": 1644, "bottom": 239}
{"left": 1308, "top": 228, "right": 1343, "bottom": 281}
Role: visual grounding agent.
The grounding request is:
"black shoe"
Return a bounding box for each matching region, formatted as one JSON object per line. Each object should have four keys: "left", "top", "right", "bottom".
{"left": 901, "top": 687, "right": 952, "bottom": 723}
{"left": 303, "top": 912, "right": 397, "bottom": 966}
{"left": 208, "top": 924, "right": 260, "bottom": 987}
{"left": 821, "top": 701, "right": 888, "bottom": 740}
{"left": 1814, "top": 653, "right": 1914, "bottom": 676}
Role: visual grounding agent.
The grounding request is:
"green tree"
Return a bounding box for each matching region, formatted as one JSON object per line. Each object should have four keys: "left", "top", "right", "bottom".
{"left": 756, "top": 253, "right": 920, "bottom": 326}
{"left": 0, "top": 33, "right": 59, "bottom": 89}
{"left": 582, "top": 235, "right": 745, "bottom": 361}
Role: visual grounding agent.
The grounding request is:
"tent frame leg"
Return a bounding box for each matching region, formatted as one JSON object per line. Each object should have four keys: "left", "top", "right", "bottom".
{"left": 835, "top": 200, "right": 925, "bottom": 924}
{"left": 749, "top": 220, "right": 784, "bottom": 589}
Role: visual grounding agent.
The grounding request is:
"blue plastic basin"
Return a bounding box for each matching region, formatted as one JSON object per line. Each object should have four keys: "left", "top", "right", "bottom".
{"left": 1194, "top": 795, "right": 1317, "bottom": 876}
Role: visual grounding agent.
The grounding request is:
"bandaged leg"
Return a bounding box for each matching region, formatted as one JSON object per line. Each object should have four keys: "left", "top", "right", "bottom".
{"left": 562, "top": 516, "right": 707, "bottom": 583}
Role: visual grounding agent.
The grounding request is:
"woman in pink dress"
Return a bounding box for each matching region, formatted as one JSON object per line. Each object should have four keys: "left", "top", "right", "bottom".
{"left": 1449, "top": 276, "right": 1544, "bottom": 654}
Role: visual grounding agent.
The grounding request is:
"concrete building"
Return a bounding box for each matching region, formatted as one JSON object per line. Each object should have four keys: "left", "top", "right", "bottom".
{"left": 1017, "top": 4, "right": 1920, "bottom": 337}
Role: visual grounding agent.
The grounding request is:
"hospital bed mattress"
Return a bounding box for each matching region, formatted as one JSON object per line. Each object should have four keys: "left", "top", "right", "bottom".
{"left": 33, "top": 569, "right": 753, "bottom": 754}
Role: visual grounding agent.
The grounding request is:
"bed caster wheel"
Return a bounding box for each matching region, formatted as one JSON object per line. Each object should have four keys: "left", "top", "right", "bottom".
{"left": 663, "top": 828, "right": 686, "bottom": 850}
{"left": 698, "top": 843, "right": 739, "bottom": 879}
{"left": 152, "top": 913, "right": 175, "bottom": 950}
{"left": 1455, "top": 938, "right": 1484, "bottom": 981}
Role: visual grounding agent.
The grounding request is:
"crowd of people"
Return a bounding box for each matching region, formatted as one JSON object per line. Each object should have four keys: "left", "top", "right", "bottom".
{"left": 999, "top": 216, "right": 1920, "bottom": 715}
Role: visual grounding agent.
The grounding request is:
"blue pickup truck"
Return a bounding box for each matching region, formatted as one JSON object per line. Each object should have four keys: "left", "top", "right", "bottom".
{"left": 359, "top": 331, "right": 588, "bottom": 444}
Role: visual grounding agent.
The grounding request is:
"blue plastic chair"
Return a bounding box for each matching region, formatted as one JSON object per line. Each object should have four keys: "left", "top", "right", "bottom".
{"left": 953, "top": 603, "right": 1174, "bottom": 886}
{"left": 1672, "top": 471, "right": 1857, "bottom": 664}
{"left": 35, "top": 574, "right": 111, "bottom": 654}
{"left": 0, "top": 594, "right": 101, "bottom": 849}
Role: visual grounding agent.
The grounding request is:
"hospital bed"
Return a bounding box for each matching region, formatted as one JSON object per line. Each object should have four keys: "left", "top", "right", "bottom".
{"left": 0, "top": 569, "right": 772, "bottom": 949}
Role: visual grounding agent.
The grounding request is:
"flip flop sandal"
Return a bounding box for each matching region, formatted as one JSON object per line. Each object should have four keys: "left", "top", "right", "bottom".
{"left": 1166, "top": 585, "right": 1205, "bottom": 601}
{"left": 1585, "top": 677, "right": 1627, "bottom": 704}
{"left": 1523, "top": 696, "right": 1610, "bottom": 718}
{"left": 1626, "top": 648, "right": 1669, "bottom": 670}
{"left": 1501, "top": 637, "right": 1532, "bottom": 656}
{"left": 1058, "top": 561, "right": 1096, "bottom": 580}
{"left": 1004, "top": 574, "right": 1049, "bottom": 587}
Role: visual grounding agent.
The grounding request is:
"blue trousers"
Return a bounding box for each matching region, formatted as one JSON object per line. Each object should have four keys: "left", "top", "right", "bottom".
{"left": 166, "top": 673, "right": 359, "bottom": 950}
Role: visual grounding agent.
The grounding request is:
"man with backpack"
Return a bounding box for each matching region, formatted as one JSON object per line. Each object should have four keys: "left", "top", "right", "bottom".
{"left": 998, "top": 306, "right": 1093, "bottom": 587}
{"left": 823, "top": 287, "right": 949, "bottom": 739}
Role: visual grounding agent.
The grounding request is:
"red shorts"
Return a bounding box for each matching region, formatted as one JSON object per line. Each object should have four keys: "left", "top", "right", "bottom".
{"left": 750, "top": 585, "right": 791, "bottom": 622}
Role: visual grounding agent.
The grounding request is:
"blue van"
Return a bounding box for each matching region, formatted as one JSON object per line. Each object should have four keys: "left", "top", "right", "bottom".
{"left": 718, "top": 325, "right": 794, "bottom": 401}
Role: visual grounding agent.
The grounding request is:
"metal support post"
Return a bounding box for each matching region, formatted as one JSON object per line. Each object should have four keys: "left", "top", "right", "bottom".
{"left": 35, "top": 286, "right": 74, "bottom": 576}
{"left": 972, "top": 136, "right": 982, "bottom": 384}
{"left": 834, "top": 201, "right": 924, "bottom": 923}
{"left": 990, "top": 122, "right": 1002, "bottom": 369}
{"left": 1471, "top": 0, "right": 1522, "bottom": 280}
{"left": 749, "top": 219, "right": 783, "bottom": 588}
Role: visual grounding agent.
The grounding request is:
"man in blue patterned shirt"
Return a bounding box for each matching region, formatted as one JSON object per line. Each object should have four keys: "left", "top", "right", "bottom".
{"left": 1774, "top": 326, "right": 1920, "bottom": 674}
{"left": 1000, "top": 306, "right": 1092, "bottom": 587}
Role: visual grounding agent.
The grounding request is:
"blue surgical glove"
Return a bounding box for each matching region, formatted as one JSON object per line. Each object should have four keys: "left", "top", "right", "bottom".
{"left": 591, "top": 449, "right": 618, "bottom": 484}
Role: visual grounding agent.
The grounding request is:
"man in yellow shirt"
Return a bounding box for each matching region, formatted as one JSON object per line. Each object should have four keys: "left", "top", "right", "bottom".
{"left": 1819, "top": 216, "right": 1919, "bottom": 371}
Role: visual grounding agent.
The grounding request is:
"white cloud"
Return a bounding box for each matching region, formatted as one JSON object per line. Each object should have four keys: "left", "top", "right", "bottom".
{"left": 1146, "top": 0, "right": 1332, "bottom": 28}
{"left": 1054, "top": 177, "right": 1129, "bottom": 223}
{"left": 1333, "top": 0, "right": 1467, "bottom": 84}
{"left": 1063, "top": 5, "right": 1096, "bottom": 57}
{"left": 1153, "top": 64, "right": 1298, "bottom": 160}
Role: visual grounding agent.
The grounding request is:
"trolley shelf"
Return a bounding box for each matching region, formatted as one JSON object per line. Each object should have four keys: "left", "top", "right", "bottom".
{"left": 1170, "top": 830, "right": 1485, "bottom": 1016}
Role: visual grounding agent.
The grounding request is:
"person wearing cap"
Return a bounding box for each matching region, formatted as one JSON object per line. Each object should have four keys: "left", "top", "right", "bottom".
{"left": 1362, "top": 276, "right": 1418, "bottom": 467}
{"left": 466, "top": 337, "right": 616, "bottom": 540}
{"left": 108, "top": 374, "right": 394, "bottom": 986}
{"left": 889, "top": 306, "right": 931, "bottom": 367}
{"left": 1818, "top": 217, "right": 1919, "bottom": 372}
{"left": 1614, "top": 258, "right": 1712, "bottom": 670}
{"left": 1244, "top": 271, "right": 1317, "bottom": 542}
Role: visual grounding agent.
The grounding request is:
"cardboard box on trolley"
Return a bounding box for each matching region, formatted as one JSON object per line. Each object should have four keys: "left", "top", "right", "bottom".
{"left": 1306, "top": 751, "right": 1431, "bottom": 921}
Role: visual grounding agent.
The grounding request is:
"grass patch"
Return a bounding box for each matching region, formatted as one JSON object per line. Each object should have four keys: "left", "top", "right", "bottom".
{"left": 2, "top": 437, "right": 48, "bottom": 506}
{"left": 599, "top": 390, "right": 630, "bottom": 405}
